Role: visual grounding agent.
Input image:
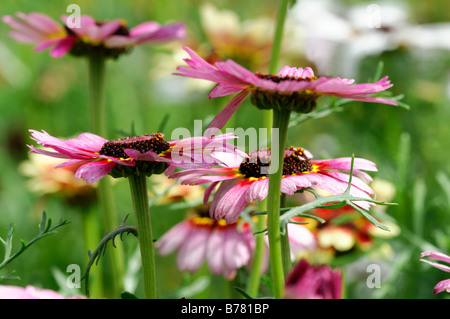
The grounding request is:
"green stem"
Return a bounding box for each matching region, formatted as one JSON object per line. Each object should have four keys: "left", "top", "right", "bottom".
{"left": 250, "top": 0, "right": 290, "bottom": 298}
{"left": 246, "top": 209, "right": 267, "bottom": 297}
{"left": 128, "top": 173, "right": 156, "bottom": 299}
{"left": 280, "top": 194, "right": 291, "bottom": 276}
{"left": 264, "top": 0, "right": 289, "bottom": 131}
{"left": 268, "top": 0, "right": 289, "bottom": 75}
{"left": 88, "top": 54, "right": 107, "bottom": 136}
{"left": 88, "top": 54, "right": 125, "bottom": 297}
{"left": 267, "top": 108, "right": 290, "bottom": 299}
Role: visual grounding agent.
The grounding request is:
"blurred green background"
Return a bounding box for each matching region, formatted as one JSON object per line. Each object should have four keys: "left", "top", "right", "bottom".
{"left": 0, "top": 0, "right": 449, "bottom": 299}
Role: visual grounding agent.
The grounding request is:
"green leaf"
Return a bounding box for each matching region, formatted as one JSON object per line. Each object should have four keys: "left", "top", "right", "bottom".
{"left": 81, "top": 214, "right": 137, "bottom": 297}
{"left": 0, "top": 211, "right": 69, "bottom": 271}
{"left": 234, "top": 287, "right": 254, "bottom": 299}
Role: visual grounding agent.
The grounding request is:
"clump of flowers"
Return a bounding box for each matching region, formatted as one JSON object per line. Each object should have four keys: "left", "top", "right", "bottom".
{"left": 171, "top": 146, "right": 378, "bottom": 223}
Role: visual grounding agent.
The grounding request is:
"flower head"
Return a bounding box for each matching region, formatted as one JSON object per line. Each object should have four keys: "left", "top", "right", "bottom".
{"left": 174, "top": 46, "right": 397, "bottom": 129}
{"left": 155, "top": 212, "right": 255, "bottom": 279}
{"left": 64, "top": 15, "right": 186, "bottom": 59}
{"left": 420, "top": 251, "right": 450, "bottom": 294}
{"left": 27, "top": 129, "right": 242, "bottom": 184}
{"left": 3, "top": 12, "right": 186, "bottom": 59}
{"left": 171, "top": 146, "right": 378, "bottom": 223}
{"left": 285, "top": 259, "right": 342, "bottom": 299}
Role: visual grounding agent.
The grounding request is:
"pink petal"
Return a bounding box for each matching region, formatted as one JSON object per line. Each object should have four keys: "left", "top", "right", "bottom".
{"left": 177, "top": 227, "right": 209, "bottom": 272}
{"left": 206, "top": 228, "right": 226, "bottom": 275}
{"left": 65, "top": 132, "right": 108, "bottom": 151}
{"left": 215, "top": 181, "right": 252, "bottom": 223}
{"left": 17, "top": 12, "right": 62, "bottom": 34}
{"left": 104, "top": 35, "right": 136, "bottom": 48}
{"left": 209, "top": 84, "right": 245, "bottom": 98}
{"left": 155, "top": 220, "right": 192, "bottom": 255}
{"left": 129, "top": 21, "right": 160, "bottom": 36}
{"left": 209, "top": 179, "right": 239, "bottom": 218}
{"left": 223, "top": 227, "right": 251, "bottom": 269}
{"left": 433, "top": 279, "right": 450, "bottom": 294}
{"left": 49, "top": 36, "right": 76, "bottom": 58}
{"left": 203, "top": 181, "right": 219, "bottom": 206}
{"left": 421, "top": 251, "right": 450, "bottom": 264}
{"left": 245, "top": 178, "right": 269, "bottom": 202}
{"left": 98, "top": 20, "right": 122, "bottom": 41}
{"left": 74, "top": 160, "right": 116, "bottom": 184}
{"left": 207, "top": 89, "right": 251, "bottom": 131}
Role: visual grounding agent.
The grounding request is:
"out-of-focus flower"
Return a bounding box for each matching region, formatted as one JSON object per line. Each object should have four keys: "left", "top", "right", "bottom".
{"left": 296, "top": 204, "right": 398, "bottom": 261}
{"left": 148, "top": 174, "right": 205, "bottom": 205}
{"left": 420, "top": 251, "right": 450, "bottom": 294}
{"left": 0, "top": 285, "right": 84, "bottom": 299}
{"left": 199, "top": 3, "right": 304, "bottom": 72}
{"left": 27, "top": 129, "right": 243, "bottom": 184}
{"left": 174, "top": 46, "right": 397, "bottom": 129}
{"left": 65, "top": 15, "right": 186, "bottom": 58}
{"left": 266, "top": 223, "right": 317, "bottom": 263}
{"left": 3, "top": 12, "right": 186, "bottom": 59}
{"left": 155, "top": 212, "right": 255, "bottom": 279}
{"left": 2, "top": 12, "right": 72, "bottom": 58}
{"left": 285, "top": 259, "right": 342, "bottom": 299}
{"left": 288, "top": 0, "right": 450, "bottom": 77}
{"left": 19, "top": 153, "right": 97, "bottom": 205}
{"left": 171, "top": 146, "right": 378, "bottom": 224}
{"left": 155, "top": 207, "right": 317, "bottom": 279}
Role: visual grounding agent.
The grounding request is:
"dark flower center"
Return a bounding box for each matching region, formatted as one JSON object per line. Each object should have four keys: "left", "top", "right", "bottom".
{"left": 65, "top": 20, "right": 131, "bottom": 59}
{"left": 99, "top": 133, "right": 170, "bottom": 159}
{"left": 65, "top": 21, "right": 130, "bottom": 37}
{"left": 250, "top": 73, "right": 320, "bottom": 113}
{"left": 255, "top": 72, "right": 317, "bottom": 83}
{"left": 238, "top": 147, "right": 313, "bottom": 178}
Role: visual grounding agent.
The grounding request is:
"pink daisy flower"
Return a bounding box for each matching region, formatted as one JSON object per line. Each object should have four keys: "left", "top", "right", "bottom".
{"left": 3, "top": 12, "right": 186, "bottom": 58}
{"left": 27, "top": 129, "right": 242, "bottom": 184}
{"left": 174, "top": 46, "right": 397, "bottom": 129}
{"left": 420, "top": 251, "right": 450, "bottom": 294}
{"left": 63, "top": 15, "right": 186, "bottom": 58}
{"left": 2, "top": 12, "right": 73, "bottom": 58}
{"left": 155, "top": 214, "right": 255, "bottom": 280}
{"left": 155, "top": 212, "right": 317, "bottom": 279}
{"left": 284, "top": 259, "right": 342, "bottom": 299}
{"left": 170, "top": 147, "right": 378, "bottom": 224}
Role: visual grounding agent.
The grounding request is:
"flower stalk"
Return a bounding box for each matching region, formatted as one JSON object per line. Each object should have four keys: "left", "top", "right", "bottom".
{"left": 267, "top": 108, "right": 290, "bottom": 299}
{"left": 246, "top": 0, "right": 291, "bottom": 299}
{"left": 87, "top": 53, "right": 125, "bottom": 297}
{"left": 280, "top": 193, "right": 291, "bottom": 275}
{"left": 246, "top": 212, "right": 267, "bottom": 297}
{"left": 265, "top": 0, "right": 290, "bottom": 299}
{"left": 128, "top": 173, "right": 157, "bottom": 299}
